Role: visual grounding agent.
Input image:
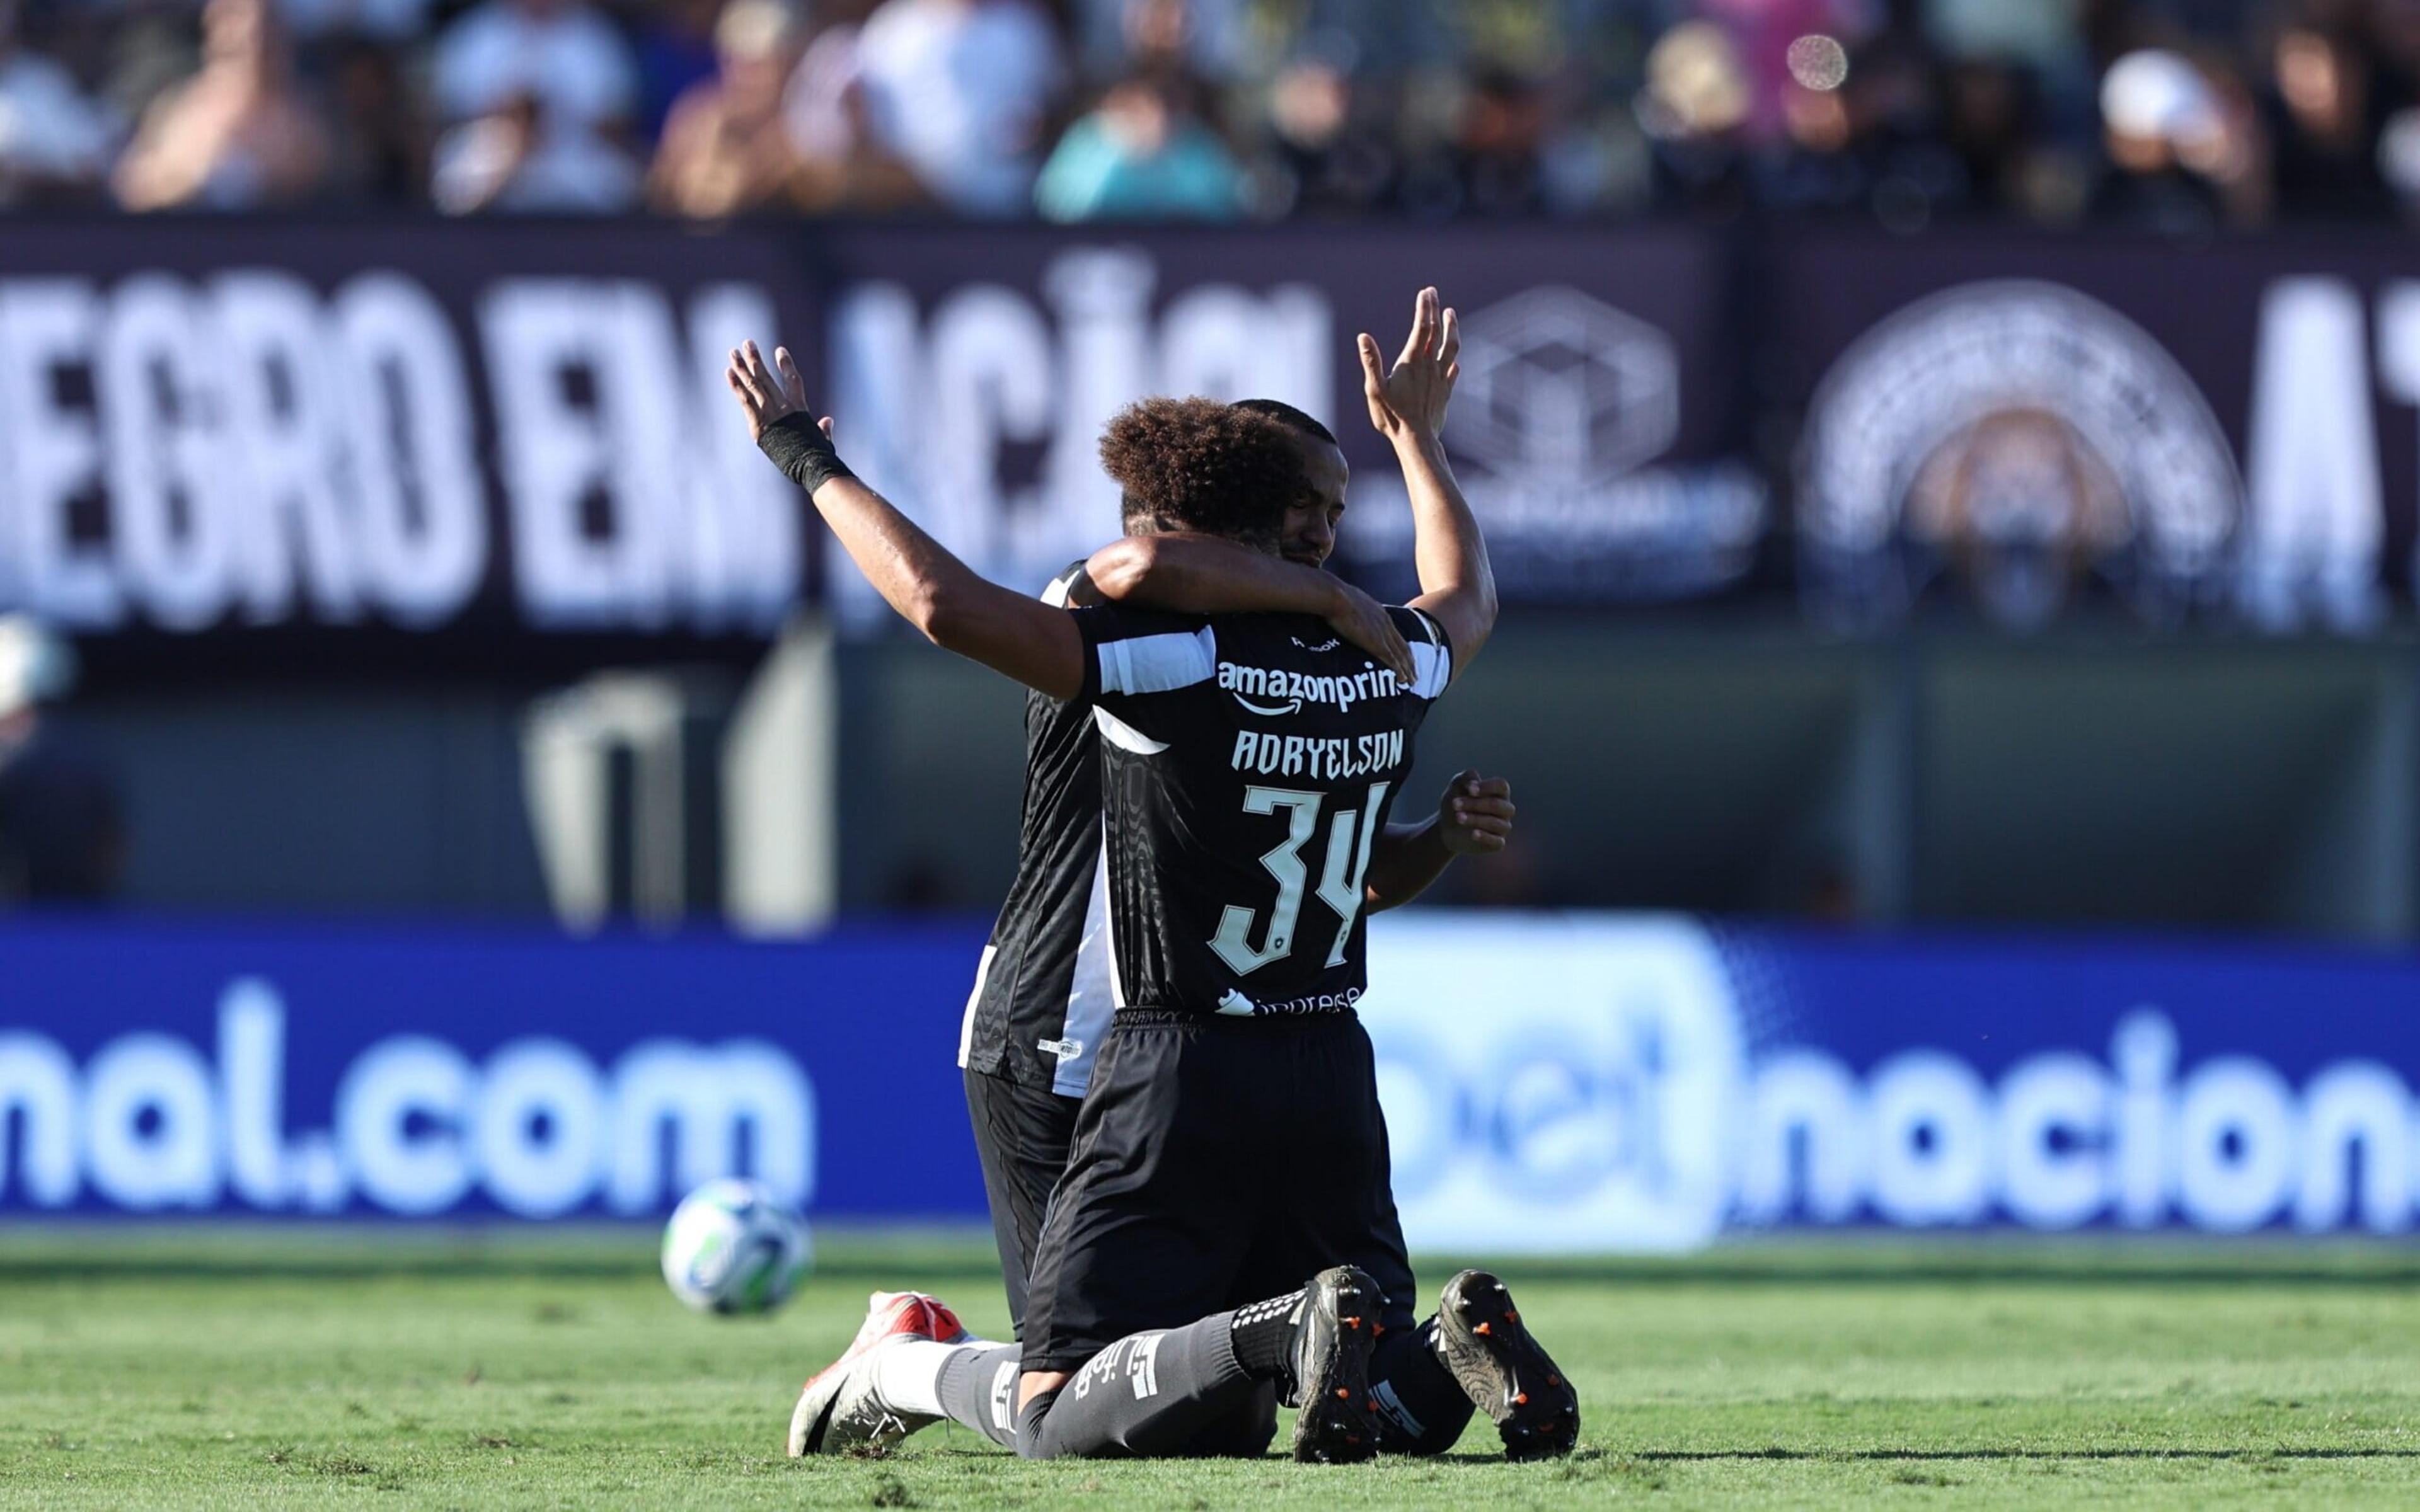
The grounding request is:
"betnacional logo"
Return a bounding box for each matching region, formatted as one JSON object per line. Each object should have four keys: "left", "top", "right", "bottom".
{"left": 1798, "top": 280, "right": 2244, "bottom": 631}
{"left": 1364, "top": 914, "right": 1746, "bottom": 1254}
{"left": 0, "top": 977, "right": 815, "bottom": 1217}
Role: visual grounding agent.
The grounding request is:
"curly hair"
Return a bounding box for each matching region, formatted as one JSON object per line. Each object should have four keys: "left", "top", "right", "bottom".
{"left": 1098, "top": 397, "right": 1306, "bottom": 547}
{"left": 1230, "top": 398, "right": 1337, "bottom": 446}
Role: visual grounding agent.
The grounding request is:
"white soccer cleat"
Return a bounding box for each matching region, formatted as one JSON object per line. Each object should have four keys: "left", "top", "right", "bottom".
{"left": 786, "top": 1290, "right": 970, "bottom": 1457}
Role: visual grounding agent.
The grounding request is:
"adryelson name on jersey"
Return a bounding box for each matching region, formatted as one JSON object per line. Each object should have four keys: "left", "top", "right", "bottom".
{"left": 1230, "top": 728, "right": 1406, "bottom": 780}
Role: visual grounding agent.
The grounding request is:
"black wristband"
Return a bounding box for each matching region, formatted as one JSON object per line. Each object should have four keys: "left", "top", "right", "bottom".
{"left": 758, "top": 413, "right": 856, "bottom": 493}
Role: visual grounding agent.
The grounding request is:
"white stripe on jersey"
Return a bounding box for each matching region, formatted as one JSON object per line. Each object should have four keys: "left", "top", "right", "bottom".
{"left": 1049, "top": 836, "right": 1115, "bottom": 1097}
{"left": 955, "top": 943, "right": 997, "bottom": 1070}
{"left": 1097, "top": 626, "right": 1217, "bottom": 695}
{"left": 1092, "top": 705, "right": 1168, "bottom": 754}
{"left": 1405, "top": 608, "right": 1452, "bottom": 697}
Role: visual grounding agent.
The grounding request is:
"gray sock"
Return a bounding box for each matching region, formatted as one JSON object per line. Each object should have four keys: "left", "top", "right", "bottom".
{"left": 1014, "top": 1314, "right": 1267, "bottom": 1460}
{"left": 935, "top": 1342, "right": 1022, "bottom": 1449}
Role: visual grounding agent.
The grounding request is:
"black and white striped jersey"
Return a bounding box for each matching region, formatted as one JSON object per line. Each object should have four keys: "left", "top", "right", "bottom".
{"left": 957, "top": 563, "right": 1121, "bottom": 1099}
{"left": 1071, "top": 601, "right": 1452, "bottom": 1020}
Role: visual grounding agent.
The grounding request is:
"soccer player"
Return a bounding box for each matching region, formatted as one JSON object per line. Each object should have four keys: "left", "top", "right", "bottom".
{"left": 725, "top": 290, "right": 1574, "bottom": 1463}
{"left": 823, "top": 398, "right": 1520, "bottom": 1464}
{"left": 957, "top": 396, "right": 1518, "bottom": 1343}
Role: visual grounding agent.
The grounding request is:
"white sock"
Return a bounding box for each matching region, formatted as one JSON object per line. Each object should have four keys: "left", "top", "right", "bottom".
{"left": 871, "top": 1338, "right": 982, "bottom": 1418}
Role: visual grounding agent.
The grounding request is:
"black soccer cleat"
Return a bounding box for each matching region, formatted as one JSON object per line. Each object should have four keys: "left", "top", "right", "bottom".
{"left": 1434, "top": 1269, "right": 1579, "bottom": 1461}
{"left": 1286, "top": 1265, "right": 1384, "bottom": 1465}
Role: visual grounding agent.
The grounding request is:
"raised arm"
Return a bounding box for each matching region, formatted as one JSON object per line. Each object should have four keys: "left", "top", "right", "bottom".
{"left": 1364, "top": 770, "right": 1516, "bottom": 911}
{"left": 1084, "top": 533, "right": 1414, "bottom": 684}
{"left": 1358, "top": 287, "right": 1497, "bottom": 675}
{"left": 725, "top": 341, "right": 1084, "bottom": 701}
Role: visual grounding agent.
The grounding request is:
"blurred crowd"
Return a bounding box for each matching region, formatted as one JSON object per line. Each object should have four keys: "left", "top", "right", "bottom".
{"left": 4, "top": 0, "right": 2420, "bottom": 226}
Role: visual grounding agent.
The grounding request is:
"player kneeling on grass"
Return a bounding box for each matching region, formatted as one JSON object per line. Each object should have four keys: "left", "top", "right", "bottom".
{"left": 727, "top": 297, "right": 1574, "bottom": 1462}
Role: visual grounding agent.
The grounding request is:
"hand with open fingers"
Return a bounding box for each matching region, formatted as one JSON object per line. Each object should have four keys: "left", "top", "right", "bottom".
{"left": 1436, "top": 769, "right": 1514, "bottom": 856}
{"left": 1357, "top": 285, "right": 1460, "bottom": 445}
{"left": 723, "top": 340, "right": 822, "bottom": 443}
{"left": 1322, "top": 579, "right": 1416, "bottom": 685}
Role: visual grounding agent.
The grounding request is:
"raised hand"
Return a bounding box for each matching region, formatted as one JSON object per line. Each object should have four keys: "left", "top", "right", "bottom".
{"left": 1356, "top": 286, "right": 1460, "bottom": 445}
{"left": 723, "top": 340, "right": 820, "bottom": 443}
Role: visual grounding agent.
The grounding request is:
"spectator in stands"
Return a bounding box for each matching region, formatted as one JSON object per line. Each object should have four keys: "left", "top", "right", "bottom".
{"left": 2088, "top": 47, "right": 2266, "bottom": 231}
{"left": 650, "top": 0, "right": 805, "bottom": 216}
{"left": 1639, "top": 18, "right": 1754, "bottom": 216}
{"left": 1941, "top": 60, "right": 2054, "bottom": 217}
{"left": 429, "top": 0, "right": 640, "bottom": 211}
{"left": 778, "top": 11, "right": 931, "bottom": 210}
{"left": 633, "top": 0, "right": 725, "bottom": 143}
{"left": 322, "top": 35, "right": 427, "bottom": 202}
{"left": 112, "top": 0, "right": 330, "bottom": 209}
{"left": 1073, "top": 0, "right": 1242, "bottom": 87}
{"left": 277, "top": 0, "right": 432, "bottom": 45}
{"left": 1034, "top": 72, "right": 1243, "bottom": 219}
{"left": 0, "top": 617, "right": 125, "bottom": 908}
{"left": 1259, "top": 51, "right": 1399, "bottom": 218}
{"left": 0, "top": 0, "right": 117, "bottom": 205}
{"left": 1456, "top": 67, "right": 1550, "bottom": 217}
{"left": 33, "top": 0, "right": 2420, "bottom": 229}
{"left": 853, "top": 0, "right": 1064, "bottom": 216}
{"left": 2263, "top": 16, "right": 2397, "bottom": 219}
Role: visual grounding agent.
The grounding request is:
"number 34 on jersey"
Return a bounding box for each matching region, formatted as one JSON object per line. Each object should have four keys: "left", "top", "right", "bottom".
{"left": 1210, "top": 781, "right": 1390, "bottom": 977}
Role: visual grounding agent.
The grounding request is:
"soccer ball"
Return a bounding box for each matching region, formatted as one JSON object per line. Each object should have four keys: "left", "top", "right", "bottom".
{"left": 660, "top": 1178, "right": 812, "bottom": 1315}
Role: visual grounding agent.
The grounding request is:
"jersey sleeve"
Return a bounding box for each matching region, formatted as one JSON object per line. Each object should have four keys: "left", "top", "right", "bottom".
{"left": 1390, "top": 605, "right": 1453, "bottom": 700}
{"left": 1067, "top": 604, "right": 1219, "bottom": 714}
{"left": 1039, "top": 561, "right": 1088, "bottom": 608}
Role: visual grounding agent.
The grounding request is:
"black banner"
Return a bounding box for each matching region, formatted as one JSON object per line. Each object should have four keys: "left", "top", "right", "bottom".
{"left": 0, "top": 218, "right": 816, "bottom": 669}
{"left": 1773, "top": 227, "right": 2420, "bottom": 633}
{"left": 9, "top": 217, "right": 2420, "bottom": 669}
{"left": 802, "top": 223, "right": 1755, "bottom": 616}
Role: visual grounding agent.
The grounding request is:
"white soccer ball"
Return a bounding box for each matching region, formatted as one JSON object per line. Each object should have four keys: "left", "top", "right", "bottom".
{"left": 660, "top": 1178, "right": 812, "bottom": 1315}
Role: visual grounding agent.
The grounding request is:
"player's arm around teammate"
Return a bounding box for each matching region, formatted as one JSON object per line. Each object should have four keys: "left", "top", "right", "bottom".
{"left": 1081, "top": 532, "right": 1415, "bottom": 685}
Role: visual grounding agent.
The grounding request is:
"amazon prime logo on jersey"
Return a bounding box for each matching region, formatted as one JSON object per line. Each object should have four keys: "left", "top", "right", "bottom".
{"left": 1218, "top": 660, "right": 1398, "bottom": 717}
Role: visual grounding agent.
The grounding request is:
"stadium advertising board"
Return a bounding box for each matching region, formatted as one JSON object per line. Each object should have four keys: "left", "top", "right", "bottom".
{"left": 8, "top": 912, "right": 2420, "bottom": 1252}
{"left": 0, "top": 220, "right": 1746, "bottom": 659}
{"left": 807, "top": 224, "right": 1756, "bottom": 617}
{"left": 1777, "top": 229, "right": 2420, "bottom": 633}
{"left": 0, "top": 220, "right": 814, "bottom": 646}
{"left": 13, "top": 221, "right": 2420, "bottom": 646}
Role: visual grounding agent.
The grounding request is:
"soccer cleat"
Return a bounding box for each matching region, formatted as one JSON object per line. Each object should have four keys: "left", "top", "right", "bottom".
{"left": 785, "top": 1290, "right": 970, "bottom": 1457}
{"left": 1285, "top": 1266, "right": 1384, "bottom": 1465}
{"left": 1434, "top": 1270, "right": 1579, "bottom": 1461}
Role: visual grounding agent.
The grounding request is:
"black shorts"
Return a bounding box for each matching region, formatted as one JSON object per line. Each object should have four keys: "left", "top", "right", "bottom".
{"left": 964, "top": 1066, "right": 1080, "bottom": 1338}
{"left": 1020, "top": 1009, "right": 1419, "bottom": 1373}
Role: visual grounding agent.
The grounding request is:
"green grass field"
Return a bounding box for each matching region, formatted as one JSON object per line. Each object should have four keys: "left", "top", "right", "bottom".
{"left": 4, "top": 1227, "right": 2420, "bottom": 1509}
